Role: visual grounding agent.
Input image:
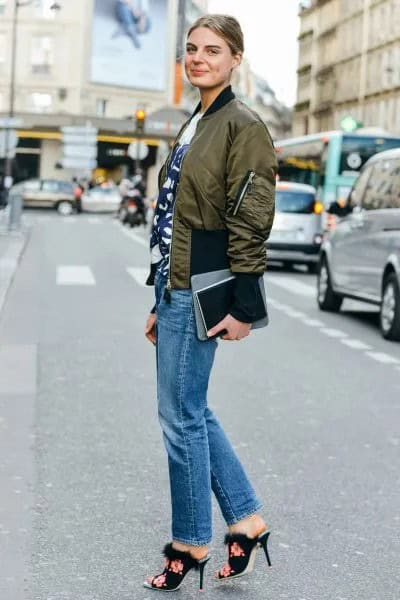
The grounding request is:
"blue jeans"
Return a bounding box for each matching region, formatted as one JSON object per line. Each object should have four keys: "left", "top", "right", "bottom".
{"left": 155, "top": 273, "right": 261, "bottom": 546}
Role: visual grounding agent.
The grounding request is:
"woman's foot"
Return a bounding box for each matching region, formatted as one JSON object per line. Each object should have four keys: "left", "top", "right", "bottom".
{"left": 144, "top": 543, "right": 210, "bottom": 591}
{"left": 215, "top": 514, "right": 271, "bottom": 581}
{"left": 228, "top": 513, "right": 267, "bottom": 538}
{"left": 171, "top": 541, "right": 209, "bottom": 561}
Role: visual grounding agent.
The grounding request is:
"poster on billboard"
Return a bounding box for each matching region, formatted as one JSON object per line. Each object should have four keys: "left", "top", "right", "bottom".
{"left": 91, "top": 0, "right": 168, "bottom": 91}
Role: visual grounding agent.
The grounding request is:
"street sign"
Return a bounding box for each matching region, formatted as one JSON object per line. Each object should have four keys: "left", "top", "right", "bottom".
{"left": 127, "top": 141, "right": 149, "bottom": 161}
{"left": 340, "top": 115, "right": 363, "bottom": 132}
{"left": 63, "top": 145, "right": 98, "bottom": 159}
{"left": 61, "top": 124, "right": 98, "bottom": 170}
{"left": 61, "top": 157, "right": 98, "bottom": 170}
{"left": 0, "top": 130, "right": 18, "bottom": 159}
{"left": 0, "top": 117, "right": 23, "bottom": 128}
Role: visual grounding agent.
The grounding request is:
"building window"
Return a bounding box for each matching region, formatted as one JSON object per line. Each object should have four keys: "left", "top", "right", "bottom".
{"left": 96, "top": 98, "right": 108, "bottom": 117}
{"left": 29, "top": 92, "right": 52, "bottom": 113}
{"left": 31, "top": 36, "right": 54, "bottom": 75}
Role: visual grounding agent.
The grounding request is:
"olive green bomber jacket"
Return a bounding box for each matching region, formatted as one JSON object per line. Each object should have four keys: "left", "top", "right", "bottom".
{"left": 147, "top": 86, "right": 277, "bottom": 293}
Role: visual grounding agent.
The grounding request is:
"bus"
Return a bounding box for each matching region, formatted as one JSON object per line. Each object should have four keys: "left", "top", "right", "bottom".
{"left": 274, "top": 129, "right": 400, "bottom": 209}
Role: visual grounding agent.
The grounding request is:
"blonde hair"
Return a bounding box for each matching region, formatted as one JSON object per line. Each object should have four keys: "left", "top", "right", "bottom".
{"left": 187, "top": 14, "right": 244, "bottom": 56}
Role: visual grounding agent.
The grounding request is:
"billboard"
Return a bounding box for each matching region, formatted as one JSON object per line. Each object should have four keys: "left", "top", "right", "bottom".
{"left": 90, "top": 0, "right": 169, "bottom": 91}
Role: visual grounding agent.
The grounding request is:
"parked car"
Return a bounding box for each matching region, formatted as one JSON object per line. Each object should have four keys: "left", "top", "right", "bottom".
{"left": 317, "top": 148, "right": 400, "bottom": 340}
{"left": 12, "top": 179, "right": 77, "bottom": 215}
{"left": 81, "top": 184, "right": 121, "bottom": 213}
{"left": 267, "top": 181, "right": 324, "bottom": 273}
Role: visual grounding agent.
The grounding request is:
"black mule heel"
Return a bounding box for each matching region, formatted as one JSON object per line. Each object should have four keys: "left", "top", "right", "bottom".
{"left": 198, "top": 556, "right": 210, "bottom": 591}
{"left": 258, "top": 530, "right": 272, "bottom": 567}
{"left": 144, "top": 543, "right": 210, "bottom": 592}
{"left": 215, "top": 530, "right": 272, "bottom": 581}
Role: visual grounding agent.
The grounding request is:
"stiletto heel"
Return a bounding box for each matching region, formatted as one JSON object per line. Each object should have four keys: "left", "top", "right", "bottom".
{"left": 258, "top": 531, "right": 272, "bottom": 567}
{"left": 215, "top": 530, "right": 272, "bottom": 581}
{"left": 144, "top": 543, "right": 210, "bottom": 592}
{"left": 198, "top": 556, "right": 209, "bottom": 591}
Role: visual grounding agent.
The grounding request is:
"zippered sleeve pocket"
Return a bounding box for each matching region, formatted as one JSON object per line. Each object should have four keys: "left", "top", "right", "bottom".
{"left": 230, "top": 170, "right": 256, "bottom": 216}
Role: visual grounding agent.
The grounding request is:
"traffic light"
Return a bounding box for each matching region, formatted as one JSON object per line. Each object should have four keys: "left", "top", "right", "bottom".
{"left": 135, "top": 109, "right": 146, "bottom": 135}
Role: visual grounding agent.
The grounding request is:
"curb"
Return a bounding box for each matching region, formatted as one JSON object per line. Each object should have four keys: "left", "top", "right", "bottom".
{"left": 0, "top": 229, "right": 30, "bottom": 316}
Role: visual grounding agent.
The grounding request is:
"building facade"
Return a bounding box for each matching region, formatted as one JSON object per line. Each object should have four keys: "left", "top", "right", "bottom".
{"left": 294, "top": 0, "right": 400, "bottom": 135}
{"left": 0, "top": 0, "right": 180, "bottom": 185}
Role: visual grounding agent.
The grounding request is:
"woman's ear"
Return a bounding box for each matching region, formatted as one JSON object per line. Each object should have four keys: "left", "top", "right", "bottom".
{"left": 232, "top": 53, "right": 242, "bottom": 70}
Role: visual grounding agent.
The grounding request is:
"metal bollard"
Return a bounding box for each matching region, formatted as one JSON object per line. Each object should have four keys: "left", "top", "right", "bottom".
{"left": 7, "top": 190, "right": 23, "bottom": 231}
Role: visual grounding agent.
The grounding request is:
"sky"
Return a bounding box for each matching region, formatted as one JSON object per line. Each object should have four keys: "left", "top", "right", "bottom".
{"left": 207, "top": 0, "right": 300, "bottom": 107}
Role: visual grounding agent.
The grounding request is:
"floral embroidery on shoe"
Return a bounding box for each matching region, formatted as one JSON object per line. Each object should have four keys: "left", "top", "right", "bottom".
{"left": 169, "top": 559, "right": 184, "bottom": 574}
{"left": 153, "top": 574, "right": 167, "bottom": 588}
{"left": 219, "top": 563, "right": 234, "bottom": 578}
{"left": 230, "top": 542, "right": 245, "bottom": 557}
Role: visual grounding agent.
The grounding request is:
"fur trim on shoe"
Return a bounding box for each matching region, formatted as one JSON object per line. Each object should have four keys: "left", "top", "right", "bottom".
{"left": 162, "top": 543, "right": 200, "bottom": 568}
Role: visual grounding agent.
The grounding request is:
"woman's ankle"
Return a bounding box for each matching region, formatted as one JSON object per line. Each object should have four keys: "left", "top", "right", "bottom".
{"left": 172, "top": 541, "right": 208, "bottom": 560}
{"left": 228, "top": 513, "right": 267, "bottom": 538}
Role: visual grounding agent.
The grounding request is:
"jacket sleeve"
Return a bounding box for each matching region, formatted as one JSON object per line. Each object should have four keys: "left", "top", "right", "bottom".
{"left": 225, "top": 120, "right": 277, "bottom": 274}
{"left": 225, "top": 121, "right": 277, "bottom": 322}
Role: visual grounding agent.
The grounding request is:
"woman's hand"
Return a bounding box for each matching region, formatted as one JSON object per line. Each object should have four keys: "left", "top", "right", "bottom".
{"left": 207, "top": 314, "right": 251, "bottom": 341}
{"left": 145, "top": 313, "right": 157, "bottom": 345}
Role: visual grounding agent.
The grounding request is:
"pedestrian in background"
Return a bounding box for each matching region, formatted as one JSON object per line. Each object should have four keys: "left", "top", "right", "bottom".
{"left": 144, "top": 14, "right": 276, "bottom": 592}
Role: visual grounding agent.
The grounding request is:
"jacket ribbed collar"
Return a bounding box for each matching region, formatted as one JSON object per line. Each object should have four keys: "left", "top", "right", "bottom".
{"left": 192, "top": 85, "right": 236, "bottom": 119}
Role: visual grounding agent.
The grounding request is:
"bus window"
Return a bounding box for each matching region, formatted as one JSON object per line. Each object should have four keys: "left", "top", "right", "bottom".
{"left": 340, "top": 136, "right": 400, "bottom": 176}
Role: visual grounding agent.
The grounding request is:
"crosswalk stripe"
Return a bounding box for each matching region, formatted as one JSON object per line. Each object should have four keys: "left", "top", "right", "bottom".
{"left": 56, "top": 266, "right": 96, "bottom": 286}
{"left": 118, "top": 224, "right": 149, "bottom": 248}
{"left": 126, "top": 267, "right": 149, "bottom": 287}
{"left": 87, "top": 216, "right": 102, "bottom": 224}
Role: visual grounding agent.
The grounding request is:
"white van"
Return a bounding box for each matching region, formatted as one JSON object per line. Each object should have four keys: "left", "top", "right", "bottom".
{"left": 267, "top": 181, "right": 324, "bottom": 273}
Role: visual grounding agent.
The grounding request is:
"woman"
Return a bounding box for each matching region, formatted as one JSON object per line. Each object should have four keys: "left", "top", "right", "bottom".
{"left": 144, "top": 14, "right": 276, "bottom": 592}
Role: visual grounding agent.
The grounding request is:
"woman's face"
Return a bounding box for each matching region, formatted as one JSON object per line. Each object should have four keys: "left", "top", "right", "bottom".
{"left": 185, "top": 27, "right": 241, "bottom": 91}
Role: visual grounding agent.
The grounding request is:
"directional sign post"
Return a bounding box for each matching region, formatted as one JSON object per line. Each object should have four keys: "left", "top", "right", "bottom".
{"left": 61, "top": 124, "right": 98, "bottom": 171}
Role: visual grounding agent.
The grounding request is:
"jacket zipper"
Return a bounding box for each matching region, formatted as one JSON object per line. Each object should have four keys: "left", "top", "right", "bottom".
{"left": 164, "top": 118, "right": 201, "bottom": 301}
{"left": 232, "top": 170, "right": 256, "bottom": 216}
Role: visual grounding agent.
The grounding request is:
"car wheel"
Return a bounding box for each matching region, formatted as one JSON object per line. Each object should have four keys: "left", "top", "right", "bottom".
{"left": 380, "top": 273, "right": 400, "bottom": 341}
{"left": 57, "top": 201, "right": 74, "bottom": 216}
{"left": 317, "top": 256, "right": 343, "bottom": 312}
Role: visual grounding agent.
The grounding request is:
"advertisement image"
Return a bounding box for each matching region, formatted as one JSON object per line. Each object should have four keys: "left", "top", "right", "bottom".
{"left": 91, "top": 0, "right": 168, "bottom": 91}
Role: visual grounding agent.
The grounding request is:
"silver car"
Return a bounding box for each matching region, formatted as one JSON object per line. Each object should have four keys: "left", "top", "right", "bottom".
{"left": 267, "top": 181, "right": 324, "bottom": 273}
{"left": 317, "top": 148, "right": 400, "bottom": 340}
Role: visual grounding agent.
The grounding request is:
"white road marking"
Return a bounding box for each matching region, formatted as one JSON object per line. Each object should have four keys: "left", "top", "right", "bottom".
{"left": 301, "top": 318, "right": 325, "bottom": 327}
{"left": 126, "top": 267, "right": 149, "bottom": 287}
{"left": 321, "top": 328, "right": 348, "bottom": 338}
{"left": 267, "top": 275, "right": 315, "bottom": 297}
{"left": 87, "top": 216, "right": 102, "bottom": 224}
{"left": 365, "top": 352, "right": 400, "bottom": 365}
{"left": 283, "top": 309, "right": 307, "bottom": 319}
{"left": 62, "top": 217, "right": 76, "bottom": 223}
{"left": 341, "top": 339, "right": 371, "bottom": 350}
{"left": 117, "top": 224, "right": 149, "bottom": 248}
{"left": 56, "top": 266, "right": 96, "bottom": 286}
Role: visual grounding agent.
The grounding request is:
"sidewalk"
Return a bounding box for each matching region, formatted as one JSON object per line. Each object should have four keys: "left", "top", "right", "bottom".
{"left": 0, "top": 208, "right": 30, "bottom": 315}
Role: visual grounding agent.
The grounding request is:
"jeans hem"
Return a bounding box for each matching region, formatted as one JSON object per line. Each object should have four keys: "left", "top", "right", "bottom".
{"left": 225, "top": 503, "right": 263, "bottom": 526}
{"left": 172, "top": 535, "right": 212, "bottom": 546}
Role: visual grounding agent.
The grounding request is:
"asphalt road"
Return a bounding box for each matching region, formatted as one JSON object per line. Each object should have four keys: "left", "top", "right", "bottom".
{"left": 1, "top": 210, "right": 399, "bottom": 600}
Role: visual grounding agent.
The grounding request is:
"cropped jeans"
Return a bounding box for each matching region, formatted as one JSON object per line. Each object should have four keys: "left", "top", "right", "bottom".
{"left": 155, "top": 272, "right": 261, "bottom": 546}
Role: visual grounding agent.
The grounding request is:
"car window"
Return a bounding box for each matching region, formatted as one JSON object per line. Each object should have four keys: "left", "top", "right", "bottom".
{"left": 23, "top": 180, "right": 41, "bottom": 192}
{"left": 275, "top": 190, "right": 315, "bottom": 214}
{"left": 362, "top": 158, "right": 400, "bottom": 210}
{"left": 41, "top": 180, "right": 61, "bottom": 193}
{"left": 59, "top": 181, "right": 73, "bottom": 193}
{"left": 349, "top": 165, "right": 374, "bottom": 208}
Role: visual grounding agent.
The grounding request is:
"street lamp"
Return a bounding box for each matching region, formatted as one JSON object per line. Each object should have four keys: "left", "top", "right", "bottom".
{"left": 3, "top": 0, "right": 62, "bottom": 191}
